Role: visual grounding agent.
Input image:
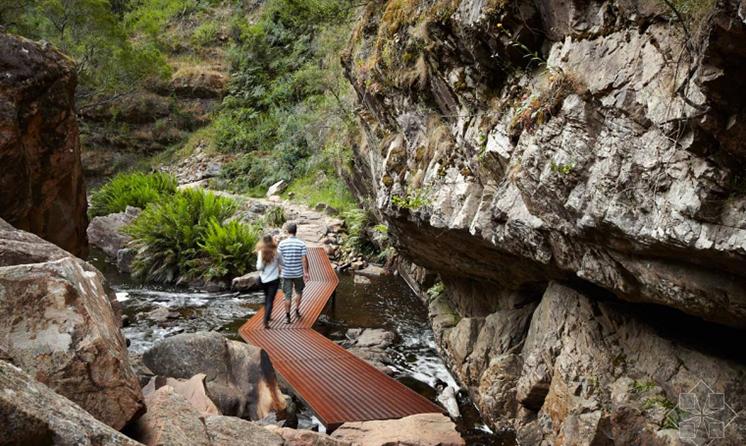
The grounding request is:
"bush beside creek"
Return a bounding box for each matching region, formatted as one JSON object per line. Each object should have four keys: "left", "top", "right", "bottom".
{"left": 91, "top": 172, "right": 261, "bottom": 285}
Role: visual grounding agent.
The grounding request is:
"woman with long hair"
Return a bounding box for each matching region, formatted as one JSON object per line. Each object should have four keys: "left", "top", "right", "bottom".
{"left": 256, "top": 234, "right": 280, "bottom": 329}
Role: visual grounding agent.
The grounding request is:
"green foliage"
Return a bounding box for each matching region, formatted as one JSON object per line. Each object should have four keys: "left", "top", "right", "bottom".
{"left": 261, "top": 206, "right": 287, "bottom": 228}
{"left": 88, "top": 171, "right": 178, "bottom": 218}
{"left": 632, "top": 379, "right": 658, "bottom": 394}
{"left": 284, "top": 172, "right": 357, "bottom": 214}
{"left": 125, "top": 188, "right": 240, "bottom": 282}
{"left": 391, "top": 190, "right": 431, "bottom": 210}
{"left": 341, "top": 208, "right": 369, "bottom": 255}
{"left": 427, "top": 281, "right": 445, "bottom": 301}
{"left": 551, "top": 161, "right": 575, "bottom": 175}
{"left": 373, "top": 224, "right": 389, "bottom": 234}
{"left": 198, "top": 219, "right": 260, "bottom": 281}
{"left": 213, "top": 0, "right": 357, "bottom": 193}
{"left": 4, "top": 0, "right": 171, "bottom": 100}
{"left": 192, "top": 21, "right": 220, "bottom": 46}
{"left": 642, "top": 395, "right": 675, "bottom": 412}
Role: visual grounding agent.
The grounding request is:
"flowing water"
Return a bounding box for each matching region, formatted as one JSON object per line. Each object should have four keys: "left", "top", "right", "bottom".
{"left": 90, "top": 250, "right": 507, "bottom": 445}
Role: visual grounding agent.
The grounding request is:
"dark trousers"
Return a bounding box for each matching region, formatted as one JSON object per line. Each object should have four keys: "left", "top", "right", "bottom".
{"left": 261, "top": 278, "right": 280, "bottom": 323}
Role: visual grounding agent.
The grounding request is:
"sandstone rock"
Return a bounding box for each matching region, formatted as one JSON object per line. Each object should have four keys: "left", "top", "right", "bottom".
{"left": 264, "top": 425, "right": 350, "bottom": 446}
{"left": 0, "top": 360, "right": 142, "bottom": 446}
{"left": 143, "top": 374, "right": 220, "bottom": 416}
{"left": 0, "top": 217, "right": 69, "bottom": 266}
{"left": 437, "top": 386, "right": 460, "bottom": 419}
{"left": 353, "top": 274, "right": 371, "bottom": 285}
{"left": 344, "top": 0, "right": 746, "bottom": 329}
{"left": 331, "top": 413, "right": 465, "bottom": 446}
{"left": 232, "top": 271, "right": 261, "bottom": 291}
{"left": 145, "top": 305, "right": 180, "bottom": 322}
{"left": 514, "top": 282, "right": 746, "bottom": 445}
{"left": 0, "top": 223, "right": 143, "bottom": 429}
{"left": 0, "top": 34, "right": 88, "bottom": 256}
{"left": 344, "top": 2, "right": 746, "bottom": 441}
{"left": 355, "top": 264, "right": 387, "bottom": 278}
{"left": 143, "top": 331, "right": 286, "bottom": 419}
{"left": 170, "top": 67, "right": 227, "bottom": 99}
{"left": 205, "top": 416, "right": 284, "bottom": 446}
{"left": 87, "top": 206, "right": 141, "bottom": 258}
{"left": 132, "top": 385, "right": 210, "bottom": 446}
{"left": 350, "top": 328, "right": 396, "bottom": 349}
{"left": 267, "top": 180, "right": 288, "bottom": 197}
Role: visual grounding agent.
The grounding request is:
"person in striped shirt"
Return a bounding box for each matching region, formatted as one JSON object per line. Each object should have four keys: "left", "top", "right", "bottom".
{"left": 278, "top": 222, "right": 309, "bottom": 323}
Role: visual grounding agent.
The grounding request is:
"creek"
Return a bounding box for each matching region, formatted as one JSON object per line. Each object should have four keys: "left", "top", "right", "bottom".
{"left": 89, "top": 250, "right": 508, "bottom": 445}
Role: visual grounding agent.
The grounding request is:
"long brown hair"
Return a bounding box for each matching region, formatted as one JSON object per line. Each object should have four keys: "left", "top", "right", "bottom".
{"left": 257, "top": 234, "right": 277, "bottom": 263}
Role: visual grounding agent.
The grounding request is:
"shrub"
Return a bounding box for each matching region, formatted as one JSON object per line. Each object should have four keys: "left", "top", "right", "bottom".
{"left": 125, "top": 188, "right": 239, "bottom": 283}
{"left": 88, "top": 171, "right": 178, "bottom": 218}
{"left": 261, "top": 206, "right": 287, "bottom": 228}
{"left": 341, "top": 208, "right": 374, "bottom": 255}
{"left": 198, "top": 219, "right": 260, "bottom": 281}
{"left": 192, "top": 21, "right": 220, "bottom": 46}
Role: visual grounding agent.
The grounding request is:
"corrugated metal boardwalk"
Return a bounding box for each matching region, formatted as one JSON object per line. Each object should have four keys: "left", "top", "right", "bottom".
{"left": 239, "top": 247, "right": 442, "bottom": 430}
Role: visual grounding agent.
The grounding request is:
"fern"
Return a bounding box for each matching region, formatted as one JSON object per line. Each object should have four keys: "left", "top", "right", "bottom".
{"left": 88, "top": 171, "right": 177, "bottom": 218}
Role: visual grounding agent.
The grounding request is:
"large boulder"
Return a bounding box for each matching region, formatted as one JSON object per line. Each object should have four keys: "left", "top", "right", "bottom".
{"left": 330, "top": 413, "right": 465, "bottom": 446}
{"left": 132, "top": 383, "right": 291, "bottom": 446}
{"left": 87, "top": 206, "right": 141, "bottom": 258}
{"left": 0, "top": 219, "right": 143, "bottom": 429}
{"left": 0, "top": 34, "right": 88, "bottom": 256}
{"left": 205, "top": 416, "right": 284, "bottom": 446}
{"left": 132, "top": 385, "right": 211, "bottom": 446}
{"left": 143, "top": 332, "right": 286, "bottom": 419}
{"left": 264, "top": 425, "right": 350, "bottom": 446}
{"left": 0, "top": 360, "right": 141, "bottom": 446}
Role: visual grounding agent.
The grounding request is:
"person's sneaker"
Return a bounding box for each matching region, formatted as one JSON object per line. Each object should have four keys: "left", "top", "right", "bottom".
{"left": 264, "top": 321, "right": 270, "bottom": 329}
{"left": 285, "top": 313, "right": 291, "bottom": 324}
{"left": 295, "top": 309, "right": 301, "bottom": 318}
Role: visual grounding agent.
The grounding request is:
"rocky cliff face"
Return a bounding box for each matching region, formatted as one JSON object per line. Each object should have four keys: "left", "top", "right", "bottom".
{"left": 344, "top": 0, "right": 746, "bottom": 443}
{"left": 0, "top": 33, "right": 89, "bottom": 257}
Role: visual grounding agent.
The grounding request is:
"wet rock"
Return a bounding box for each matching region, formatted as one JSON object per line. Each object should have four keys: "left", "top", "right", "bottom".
{"left": 350, "top": 260, "right": 366, "bottom": 270}
{"left": 343, "top": 329, "right": 396, "bottom": 375}
{"left": 267, "top": 180, "right": 288, "bottom": 198}
{"left": 353, "top": 274, "right": 371, "bottom": 285}
{"left": 143, "top": 331, "right": 286, "bottom": 419}
{"left": 232, "top": 271, "right": 261, "bottom": 291}
{"left": 331, "top": 413, "right": 464, "bottom": 446}
{"left": 0, "top": 34, "right": 88, "bottom": 256}
{"left": 145, "top": 306, "right": 181, "bottom": 322}
{"left": 350, "top": 328, "right": 396, "bottom": 349}
{"left": 205, "top": 416, "right": 284, "bottom": 446}
{"left": 355, "top": 264, "right": 387, "bottom": 278}
{"left": 131, "top": 385, "right": 211, "bottom": 446}
{"left": 0, "top": 222, "right": 143, "bottom": 429}
{"left": 0, "top": 360, "right": 141, "bottom": 446}
{"left": 117, "top": 247, "right": 137, "bottom": 274}
{"left": 264, "top": 425, "right": 350, "bottom": 446}
{"left": 436, "top": 385, "right": 461, "bottom": 419}
{"left": 87, "top": 206, "right": 141, "bottom": 258}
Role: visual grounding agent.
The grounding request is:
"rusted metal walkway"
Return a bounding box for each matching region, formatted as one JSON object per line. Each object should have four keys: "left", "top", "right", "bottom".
{"left": 239, "top": 247, "right": 442, "bottom": 430}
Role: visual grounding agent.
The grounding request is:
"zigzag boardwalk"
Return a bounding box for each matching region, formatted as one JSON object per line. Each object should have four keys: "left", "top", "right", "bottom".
{"left": 239, "top": 247, "right": 442, "bottom": 431}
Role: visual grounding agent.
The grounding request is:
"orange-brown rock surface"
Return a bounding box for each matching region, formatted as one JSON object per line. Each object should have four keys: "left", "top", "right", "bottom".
{"left": 0, "top": 33, "right": 88, "bottom": 257}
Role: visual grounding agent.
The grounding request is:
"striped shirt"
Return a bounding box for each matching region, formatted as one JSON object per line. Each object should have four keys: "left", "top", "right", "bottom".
{"left": 278, "top": 236, "right": 307, "bottom": 278}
